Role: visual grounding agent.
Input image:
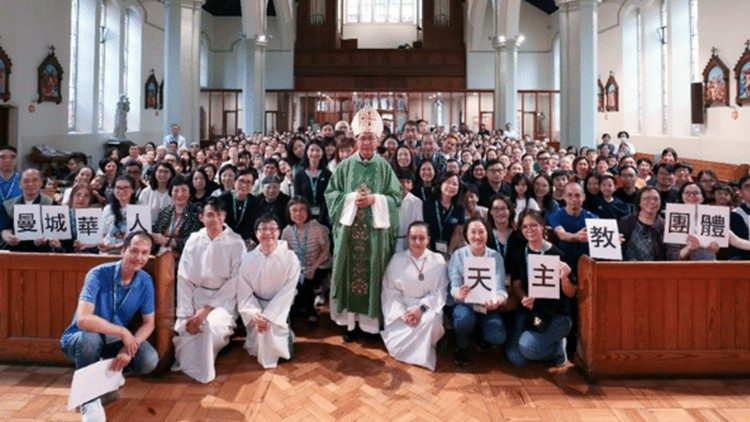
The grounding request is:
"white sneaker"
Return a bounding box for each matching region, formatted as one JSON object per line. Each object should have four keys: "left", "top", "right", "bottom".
{"left": 80, "top": 398, "right": 106, "bottom": 422}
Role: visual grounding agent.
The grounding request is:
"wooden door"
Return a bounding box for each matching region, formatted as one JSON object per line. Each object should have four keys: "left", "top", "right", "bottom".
{"left": 0, "top": 107, "right": 8, "bottom": 149}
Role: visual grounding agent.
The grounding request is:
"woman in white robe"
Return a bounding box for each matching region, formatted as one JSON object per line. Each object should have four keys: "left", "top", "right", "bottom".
{"left": 171, "top": 198, "right": 246, "bottom": 383}
{"left": 381, "top": 221, "right": 448, "bottom": 371}
{"left": 238, "top": 215, "right": 301, "bottom": 369}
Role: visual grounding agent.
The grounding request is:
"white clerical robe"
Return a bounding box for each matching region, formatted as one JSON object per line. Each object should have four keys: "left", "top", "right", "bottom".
{"left": 172, "top": 227, "right": 246, "bottom": 383}
{"left": 238, "top": 240, "right": 300, "bottom": 368}
{"left": 381, "top": 249, "right": 448, "bottom": 371}
{"left": 396, "top": 193, "right": 424, "bottom": 252}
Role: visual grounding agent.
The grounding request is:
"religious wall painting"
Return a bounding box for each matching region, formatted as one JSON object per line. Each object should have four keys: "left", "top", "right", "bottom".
{"left": 604, "top": 72, "right": 619, "bottom": 112}
{"left": 597, "top": 78, "right": 605, "bottom": 112}
{"left": 158, "top": 79, "right": 164, "bottom": 110}
{"left": 0, "top": 37, "right": 11, "bottom": 102}
{"left": 144, "top": 70, "right": 159, "bottom": 110}
{"left": 702, "top": 48, "right": 730, "bottom": 108}
{"left": 37, "top": 46, "right": 63, "bottom": 104}
{"left": 734, "top": 40, "right": 750, "bottom": 106}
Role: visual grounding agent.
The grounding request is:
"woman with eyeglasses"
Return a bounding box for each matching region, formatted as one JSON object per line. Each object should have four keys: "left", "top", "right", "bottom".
{"left": 99, "top": 175, "right": 138, "bottom": 254}
{"left": 618, "top": 187, "right": 666, "bottom": 261}
{"left": 505, "top": 209, "right": 575, "bottom": 370}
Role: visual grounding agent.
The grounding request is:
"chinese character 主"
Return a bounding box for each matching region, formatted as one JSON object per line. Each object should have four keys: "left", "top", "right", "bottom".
{"left": 531, "top": 263, "right": 555, "bottom": 287}
{"left": 17, "top": 213, "right": 38, "bottom": 233}
{"left": 668, "top": 212, "right": 690, "bottom": 234}
{"left": 589, "top": 226, "right": 616, "bottom": 248}
{"left": 466, "top": 267, "right": 492, "bottom": 291}
{"left": 700, "top": 214, "right": 725, "bottom": 237}
{"left": 44, "top": 213, "right": 67, "bottom": 233}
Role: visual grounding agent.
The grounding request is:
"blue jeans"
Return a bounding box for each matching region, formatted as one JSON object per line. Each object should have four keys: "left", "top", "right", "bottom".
{"left": 61, "top": 331, "right": 159, "bottom": 375}
{"left": 452, "top": 303, "right": 507, "bottom": 350}
{"left": 506, "top": 308, "right": 571, "bottom": 367}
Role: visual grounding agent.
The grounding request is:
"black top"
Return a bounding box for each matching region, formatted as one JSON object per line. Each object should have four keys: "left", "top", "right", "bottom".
{"left": 220, "top": 191, "right": 260, "bottom": 241}
{"left": 422, "top": 198, "right": 465, "bottom": 250}
{"left": 293, "top": 168, "right": 332, "bottom": 227}
{"left": 258, "top": 192, "right": 291, "bottom": 230}
{"left": 478, "top": 180, "right": 511, "bottom": 208}
{"left": 505, "top": 241, "right": 571, "bottom": 317}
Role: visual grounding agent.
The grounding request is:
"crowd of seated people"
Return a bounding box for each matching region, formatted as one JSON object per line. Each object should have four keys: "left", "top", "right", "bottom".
{"left": 2, "top": 119, "right": 750, "bottom": 418}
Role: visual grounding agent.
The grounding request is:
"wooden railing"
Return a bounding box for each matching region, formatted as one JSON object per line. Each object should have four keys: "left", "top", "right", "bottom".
{"left": 0, "top": 252, "right": 175, "bottom": 372}
{"left": 576, "top": 255, "right": 750, "bottom": 379}
{"left": 633, "top": 152, "right": 749, "bottom": 183}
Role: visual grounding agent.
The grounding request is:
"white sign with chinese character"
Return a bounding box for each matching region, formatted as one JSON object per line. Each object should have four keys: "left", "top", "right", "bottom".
{"left": 463, "top": 256, "right": 496, "bottom": 304}
{"left": 664, "top": 203, "right": 695, "bottom": 245}
{"left": 74, "top": 208, "right": 103, "bottom": 245}
{"left": 586, "top": 218, "right": 622, "bottom": 260}
{"left": 126, "top": 205, "right": 152, "bottom": 234}
{"left": 527, "top": 254, "right": 560, "bottom": 300}
{"left": 41, "top": 205, "right": 72, "bottom": 240}
{"left": 13, "top": 204, "right": 43, "bottom": 241}
{"left": 696, "top": 204, "right": 730, "bottom": 248}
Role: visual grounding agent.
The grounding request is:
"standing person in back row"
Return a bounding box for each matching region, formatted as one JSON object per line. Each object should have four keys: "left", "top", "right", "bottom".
{"left": 163, "top": 123, "right": 187, "bottom": 149}
{"left": 325, "top": 106, "right": 402, "bottom": 342}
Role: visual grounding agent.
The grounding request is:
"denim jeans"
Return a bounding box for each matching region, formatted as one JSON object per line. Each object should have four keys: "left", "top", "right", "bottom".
{"left": 61, "top": 331, "right": 159, "bottom": 375}
{"left": 452, "top": 303, "right": 507, "bottom": 349}
{"left": 505, "top": 308, "right": 571, "bottom": 367}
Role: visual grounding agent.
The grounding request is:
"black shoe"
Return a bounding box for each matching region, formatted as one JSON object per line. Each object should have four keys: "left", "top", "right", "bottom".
{"left": 454, "top": 348, "right": 468, "bottom": 366}
{"left": 342, "top": 329, "right": 358, "bottom": 343}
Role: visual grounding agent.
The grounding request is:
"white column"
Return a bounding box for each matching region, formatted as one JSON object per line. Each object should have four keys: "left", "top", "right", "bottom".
{"left": 242, "top": 36, "right": 267, "bottom": 134}
{"left": 493, "top": 37, "right": 520, "bottom": 131}
{"left": 163, "top": 0, "right": 204, "bottom": 143}
{"left": 555, "top": 0, "right": 600, "bottom": 149}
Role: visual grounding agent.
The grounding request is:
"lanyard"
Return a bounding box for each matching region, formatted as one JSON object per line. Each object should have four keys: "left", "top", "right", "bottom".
{"left": 524, "top": 241, "right": 549, "bottom": 264}
{"left": 113, "top": 278, "right": 133, "bottom": 314}
{"left": 292, "top": 224, "right": 309, "bottom": 269}
{"left": 434, "top": 201, "right": 454, "bottom": 239}
{"left": 0, "top": 173, "right": 18, "bottom": 202}
{"left": 493, "top": 228, "right": 509, "bottom": 258}
{"left": 233, "top": 195, "right": 248, "bottom": 224}
{"left": 306, "top": 170, "right": 319, "bottom": 205}
{"left": 167, "top": 210, "right": 183, "bottom": 240}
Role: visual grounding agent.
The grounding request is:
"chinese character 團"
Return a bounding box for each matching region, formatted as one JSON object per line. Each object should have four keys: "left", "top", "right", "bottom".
{"left": 668, "top": 212, "right": 690, "bottom": 234}
{"left": 16, "top": 213, "right": 38, "bottom": 233}
{"left": 466, "top": 267, "right": 492, "bottom": 291}
{"left": 589, "top": 225, "right": 616, "bottom": 248}
{"left": 700, "top": 214, "right": 725, "bottom": 237}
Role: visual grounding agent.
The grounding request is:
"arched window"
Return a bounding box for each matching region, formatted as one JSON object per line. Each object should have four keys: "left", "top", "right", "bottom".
{"left": 124, "top": 6, "right": 142, "bottom": 131}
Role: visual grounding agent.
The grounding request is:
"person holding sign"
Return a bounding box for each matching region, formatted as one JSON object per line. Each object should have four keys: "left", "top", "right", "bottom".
{"left": 619, "top": 187, "right": 666, "bottom": 261}
{"left": 0, "top": 169, "right": 55, "bottom": 252}
{"left": 60, "top": 231, "right": 159, "bottom": 420}
{"left": 667, "top": 181, "right": 750, "bottom": 261}
{"left": 151, "top": 175, "right": 202, "bottom": 257}
{"left": 381, "top": 222, "right": 448, "bottom": 371}
{"left": 100, "top": 175, "right": 138, "bottom": 255}
{"left": 448, "top": 217, "right": 508, "bottom": 366}
{"left": 49, "top": 184, "right": 100, "bottom": 254}
{"left": 505, "top": 209, "right": 576, "bottom": 370}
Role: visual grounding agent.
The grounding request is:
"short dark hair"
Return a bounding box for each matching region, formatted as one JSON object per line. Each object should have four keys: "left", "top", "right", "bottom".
{"left": 462, "top": 216, "right": 488, "bottom": 243}
{"left": 617, "top": 131, "right": 630, "bottom": 139}
{"left": 203, "top": 196, "right": 225, "bottom": 213}
{"left": 148, "top": 162, "right": 176, "bottom": 189}
{"left": 653, "top": 163, "right": 676, "bottom": 175}
{"left": 237, "top": 167, "right": 258, "bottom": 181}
{"left": 286, "top": 196, "right": 313, "bottom": 224}
{"left": 167, "top": 175, "right": 190, "bottom": 195}
{"left": 124, "top": 159, "right": 143, "bottom": 171}
{"left": 0, "top": 145, "right": 17, "bottom": 154}
{"left": 406, "top": 221, "right": 430, "bottom": 237}
{"left": 254, "top": 213, "right": 281, "bottom": 232}
{"left": 123, "top": 231, "right": 155, "bottom": 250}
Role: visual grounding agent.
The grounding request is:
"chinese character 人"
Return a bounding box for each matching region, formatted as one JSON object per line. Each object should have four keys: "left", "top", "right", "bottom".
{"left": 129, "top": 213, "right": 148, "bottom": 232}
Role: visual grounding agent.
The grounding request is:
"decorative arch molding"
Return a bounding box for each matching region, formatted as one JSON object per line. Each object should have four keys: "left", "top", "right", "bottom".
{"left": 240, "top": 0, "right": 294, "bottom": 50}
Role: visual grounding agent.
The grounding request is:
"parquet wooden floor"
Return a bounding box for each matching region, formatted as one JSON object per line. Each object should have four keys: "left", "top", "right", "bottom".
{"left": 2, "top": 309, "right": 749, "bottom": 421}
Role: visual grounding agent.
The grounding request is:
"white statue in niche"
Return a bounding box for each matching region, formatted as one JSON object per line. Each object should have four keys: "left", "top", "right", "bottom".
{"left": 112, "top": 94, "right": 130, "bottom": 141}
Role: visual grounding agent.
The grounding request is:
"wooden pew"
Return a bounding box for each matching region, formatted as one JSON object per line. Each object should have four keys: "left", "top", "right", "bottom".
{"left": 0, "top": 252, "right": 175, "bottom": 372}
{"left": 633, "top": 152, "right": 749, "bottom": 183}
{"left": 576, "top": 255, "right": 750, "bottom": 379}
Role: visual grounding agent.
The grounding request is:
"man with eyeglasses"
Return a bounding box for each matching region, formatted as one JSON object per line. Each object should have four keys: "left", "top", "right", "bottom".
{"left": 238, "top": 215, "right": 300, "bottom": 368}
{"left": 478, "top": 159, "right": 511, "bottom": 208}
{"left": 124, "top": 159, "right": 146, "bottom": 197}
{"left": 0, "top": 169, "right": 55, "bottom": 251}
{"left": 220, "top": 168, "right": 260, "bottom": 246}
{"left": 729, "top": 175, "right": 750, "bottom": 260}
{"left": 614, "top": 165, "right": 640, "bottom": 214}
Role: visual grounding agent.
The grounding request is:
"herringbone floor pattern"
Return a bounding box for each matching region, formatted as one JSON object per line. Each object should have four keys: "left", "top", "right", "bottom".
{"left": 1, "top": 309, "right": 749, "bottom": 421}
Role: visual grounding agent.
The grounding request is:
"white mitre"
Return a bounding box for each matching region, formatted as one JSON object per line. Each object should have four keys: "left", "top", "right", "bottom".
{"left": 351, "top": 106, "right": 384, "bottom": 137}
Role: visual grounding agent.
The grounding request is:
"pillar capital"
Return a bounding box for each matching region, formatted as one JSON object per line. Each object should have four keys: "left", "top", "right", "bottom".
{"left": 163, "top": 0, "right": 205, "bottom": 9}
{"left": 244, "top": 35, "right": 269, "bottom": 50}
{"left": 491, "top": 36, "right": 522, "bottom": 52}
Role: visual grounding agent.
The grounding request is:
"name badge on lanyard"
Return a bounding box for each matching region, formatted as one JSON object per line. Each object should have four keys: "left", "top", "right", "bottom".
{"left": 435, "top": 241, "right": 448, "bottom": 253}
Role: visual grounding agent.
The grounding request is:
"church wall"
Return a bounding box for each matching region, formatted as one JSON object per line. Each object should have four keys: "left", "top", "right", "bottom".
{"left": 0, "top": 0, "right": 165, "bottom": 168}
{"left": 596, "top": 0, "right": 750, "bottom": 164}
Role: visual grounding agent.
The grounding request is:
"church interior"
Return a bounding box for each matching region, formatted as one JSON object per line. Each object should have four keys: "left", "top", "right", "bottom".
{"left": 1, "top": 0, "right": 750, "bottom": 420}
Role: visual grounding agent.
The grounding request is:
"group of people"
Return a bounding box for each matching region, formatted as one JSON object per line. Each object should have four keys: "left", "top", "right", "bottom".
{"left": 3, "top": 107, "right": 750, "bottom": 420}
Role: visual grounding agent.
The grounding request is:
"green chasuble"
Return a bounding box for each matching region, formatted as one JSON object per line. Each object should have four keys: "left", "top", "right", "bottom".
{"left": 324, "top": 153, "right": 402, "bottom": 318}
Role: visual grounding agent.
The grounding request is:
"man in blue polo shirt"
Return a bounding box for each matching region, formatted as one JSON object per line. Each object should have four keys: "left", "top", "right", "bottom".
{"left": 60, "top": 231, "right": 159, "bottom": 421}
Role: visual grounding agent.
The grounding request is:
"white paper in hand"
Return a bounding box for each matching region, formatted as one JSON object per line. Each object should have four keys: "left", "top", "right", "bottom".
{"left": 67, "top": 359, "right": 125, "bottom": 410}
{"left": 463, "top": 256, "right": 496, "bottom": 304}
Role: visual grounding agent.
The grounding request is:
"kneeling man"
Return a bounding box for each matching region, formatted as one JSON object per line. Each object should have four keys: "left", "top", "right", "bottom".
{"left": 238, "top": 214, "right": 300, "bottom": 368}
{"left": 381, "top": 222, "right": 448, "bottom": 371}
{"left": 60, "top": 231, "right": 159, "bottom": 420}
{"left": 172, "top": 197, "right": 246, "bottom": 383}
